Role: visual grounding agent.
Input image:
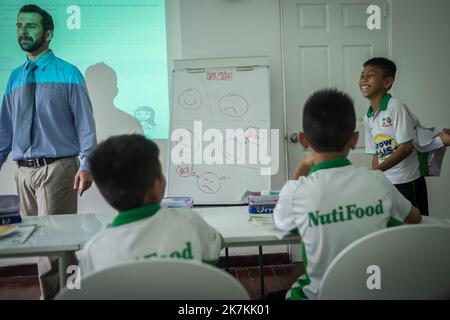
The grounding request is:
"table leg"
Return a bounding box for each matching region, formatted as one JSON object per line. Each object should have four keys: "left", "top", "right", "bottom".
{"left": 259, "top": 246, "right": 265, "bottom": 298}
{"left": 225, "top": 247, "right": 229, "bottom": 272}
{"left": 58, "top": 252, "right": 69, "bottom": 290}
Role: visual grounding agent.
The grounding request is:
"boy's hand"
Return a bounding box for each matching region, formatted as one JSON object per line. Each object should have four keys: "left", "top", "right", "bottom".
{"left": 291, "top": 151, "right": 315, "bottom": 180}
{"left": 302, "top": 152, "right": 315, "bottom": 168}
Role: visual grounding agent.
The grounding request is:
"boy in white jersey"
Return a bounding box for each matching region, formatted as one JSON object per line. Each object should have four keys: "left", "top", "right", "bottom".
{"left": 273, "top": 89, "right": 421, "bottom": 300}
{"left": 78, "top": 134, "right": 223, "bottom": 277}
{"left": 361, "top": 57, "right": 450, "bottom": 216}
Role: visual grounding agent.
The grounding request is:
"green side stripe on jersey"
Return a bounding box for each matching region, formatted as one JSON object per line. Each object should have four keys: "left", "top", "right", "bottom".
{"left": 112, "top": 203, "right": 160, "bottom": 227}
{"left": 203, "top": 259, "right": 219, "bottom": 266}
{"left": 398, "top": 139, "right": 413, "bottom": 145}
{"left": 387, "top": 217, "right": 403, "bottom": 227}
{"left": 288, "top": 242, "right": 311, "bottom": 300}
{"left": 418, "top": 152, "right": 429, "bottom": 176}
{"left": 309, "top": 157, "right": 351, "bottom": 175}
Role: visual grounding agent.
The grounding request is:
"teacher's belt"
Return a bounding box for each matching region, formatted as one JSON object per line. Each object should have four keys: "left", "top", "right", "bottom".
{"left": 17, "top": 156, "right": 74, "bottom": 168}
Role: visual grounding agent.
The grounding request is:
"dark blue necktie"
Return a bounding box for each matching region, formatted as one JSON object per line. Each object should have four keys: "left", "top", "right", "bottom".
{"left": 18, "top": 62, "right": 38, "bottom": 152}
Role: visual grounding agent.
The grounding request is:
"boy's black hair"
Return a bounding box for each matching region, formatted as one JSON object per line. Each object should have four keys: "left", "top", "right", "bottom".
{"left": 303, "top": 89, "right": 356, "bottom": 153}
{"left": 19, "top": 4, "right": 54, "bottom": 31}
{"left": 363, "top": 57, "right": 397, "bottom": 81}
{"left": 89, "top": 134, "right": 162, "bottom": 211}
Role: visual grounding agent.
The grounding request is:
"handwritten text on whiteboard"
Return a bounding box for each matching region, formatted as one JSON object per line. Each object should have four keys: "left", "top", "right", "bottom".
{"left": 207, "top": 70, "right": 233, "bottom": 81}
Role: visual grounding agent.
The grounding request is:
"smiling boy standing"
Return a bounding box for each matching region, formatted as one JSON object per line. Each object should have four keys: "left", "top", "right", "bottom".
{"left": 360, "top": 57, "right": 449, "bottom": 216}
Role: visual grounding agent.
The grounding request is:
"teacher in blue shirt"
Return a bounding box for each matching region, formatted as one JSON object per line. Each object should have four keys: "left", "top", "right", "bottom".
{"left": 0, "top": 4, "right": 97, "bottom": 298}
{"left": 0, "top": 4, "right": 97, "bottom": 216}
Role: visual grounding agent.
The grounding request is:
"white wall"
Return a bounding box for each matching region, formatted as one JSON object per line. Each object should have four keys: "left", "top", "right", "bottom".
{"left": 391, "top": 0, "right": 450, "bottom": 218}
{"left": 1, "top": 0, "right": 448, "bottom": 219}
{"left": 178, "top": 0, "right": 287, "bottom": 190}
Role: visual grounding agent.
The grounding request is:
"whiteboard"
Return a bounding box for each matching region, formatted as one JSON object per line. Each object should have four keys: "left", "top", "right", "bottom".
{"left": 167, "top": 57, "right": 271, "bottom": 205}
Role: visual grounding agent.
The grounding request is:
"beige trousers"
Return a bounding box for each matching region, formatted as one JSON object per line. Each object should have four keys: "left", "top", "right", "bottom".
{"left": 15, "top": 156, "right": 79, "bottom": 299}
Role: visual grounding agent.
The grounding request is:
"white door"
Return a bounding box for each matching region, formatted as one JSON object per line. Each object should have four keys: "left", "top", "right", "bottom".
{"left": 282, "top": 0, "right": 389, "bottom": 174}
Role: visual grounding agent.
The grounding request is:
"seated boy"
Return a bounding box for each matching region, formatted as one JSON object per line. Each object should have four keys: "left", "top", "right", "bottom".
{"left": 78, "top": 134, "right": 223, "bottom": 276}
{"left": 360, "top": 57, "right": 450, "bottom": 215}
{"left": 273, "top": 89, "right": 421, "bottom": 300}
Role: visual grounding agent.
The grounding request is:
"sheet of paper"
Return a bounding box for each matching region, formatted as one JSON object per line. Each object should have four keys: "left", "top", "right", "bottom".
{"left": 416, "top": 127, "right": 437, "bottom": 146}
{"left": 0, "top": 225, "right": 37, "bottom": 246}
{"left": 248, "top": 216, "right": 291, "bottom": 239}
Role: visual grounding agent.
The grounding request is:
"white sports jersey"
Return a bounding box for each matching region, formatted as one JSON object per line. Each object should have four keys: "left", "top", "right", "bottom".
{"left": 364, "top": 94, "right": 420, "bottom": 184}
{"left": 78, "top": 205, "right": 222, "bottom": 277}
{"left": 274, "top": 158, "right": 411, "bottom": 300}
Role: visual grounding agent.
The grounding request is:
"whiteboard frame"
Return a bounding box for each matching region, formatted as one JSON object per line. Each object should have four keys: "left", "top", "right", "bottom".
{"left": 168, "top": 56, "right": 271, "bottom": 205}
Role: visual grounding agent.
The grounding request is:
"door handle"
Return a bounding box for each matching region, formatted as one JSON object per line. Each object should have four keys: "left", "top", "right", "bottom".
{"left": 290, "top": 133, "right": 298, "bottom": 143}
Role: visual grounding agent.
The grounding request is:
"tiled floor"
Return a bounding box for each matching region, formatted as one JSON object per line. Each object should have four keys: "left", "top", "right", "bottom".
{"left": 228, "top": 264, "right": 304, "bottom": 300}
{"left": 0, "top": 276, "right": 41, "bottom": 300}
{"left": 0, "top": 263, "right": 304, "bottom": 300}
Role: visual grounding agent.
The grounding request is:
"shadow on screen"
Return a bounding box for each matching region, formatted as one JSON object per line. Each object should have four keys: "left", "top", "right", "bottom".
{"left": 85, "top": 62, "right": 144, "bottom": 142}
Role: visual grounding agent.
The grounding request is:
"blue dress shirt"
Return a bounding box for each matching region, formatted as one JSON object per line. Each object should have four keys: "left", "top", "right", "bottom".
{"left": 0, "top": 50, "right": 97, "bottom": 171}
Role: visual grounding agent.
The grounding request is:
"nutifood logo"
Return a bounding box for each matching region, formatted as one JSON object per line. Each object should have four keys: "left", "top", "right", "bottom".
{"left": 381, "top": 116, "right": 393, "bottom": 127}
{"left": 375, "top": 134, "right": 398, "bottom": 162}
{"left": 308, "top": 200, "right": 385, "bottom": 227}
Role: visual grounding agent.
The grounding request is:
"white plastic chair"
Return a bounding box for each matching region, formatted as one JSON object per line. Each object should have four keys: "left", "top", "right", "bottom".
{"left": 319, "top": 224, "right": 450, "bottom": 299}
{"left": 55, "top": 258, "right": 250, "bottom": 300}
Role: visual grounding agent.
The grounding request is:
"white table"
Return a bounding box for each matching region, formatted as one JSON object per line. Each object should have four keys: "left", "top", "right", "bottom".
{"left": 1, "top": 208, "right": 448, "bottom": 295}
{"left": 195, "top": 206, "right": 300, "bottom": 246}
{"left": 0, "top": 206, "right": 298, "bottom": 295}
{"left": 195, "top": 206, "right": 301, "bottom": 296}
{"left": 0, "top": 214, "right": 106, "bottom": 289}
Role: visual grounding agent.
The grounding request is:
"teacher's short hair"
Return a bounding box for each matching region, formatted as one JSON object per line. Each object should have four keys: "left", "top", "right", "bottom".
{"left": 89, "top": 134, "right": 162, "bottom": 211}
{"left": 19, "top": 4, "right": 54, "bottom": 32}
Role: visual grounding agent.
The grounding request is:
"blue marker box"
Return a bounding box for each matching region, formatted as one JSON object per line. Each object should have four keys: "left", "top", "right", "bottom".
{"left": 0, "top": 195, "right": 22, "bottom": 225}
{"left": 248, "top": 204, "right": 276, "bottom": 214}
{"left": 161, "top": 197, "right": 194, "bottom": 209}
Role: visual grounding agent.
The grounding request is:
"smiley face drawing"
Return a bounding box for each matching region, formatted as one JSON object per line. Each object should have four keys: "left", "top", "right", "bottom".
{"left": 197, "top": 172, "right": 221, "bottom": 194}
{"left": 178, "top": 89, "right": 202, "bottom": 110}
{"left": 218, "top": 94, "right": 249, "bottom": 118}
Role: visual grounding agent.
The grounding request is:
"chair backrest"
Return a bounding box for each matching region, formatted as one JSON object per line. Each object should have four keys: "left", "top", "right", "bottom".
{"left": 56, "top": 259, "right": 250, "bottom": 300}
{"left": 319, "top": 224, "right": 450, "bottom": 299}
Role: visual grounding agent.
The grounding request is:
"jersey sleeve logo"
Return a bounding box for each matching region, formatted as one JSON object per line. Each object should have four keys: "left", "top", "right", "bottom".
{"left": 375, "top": 133, "right": 398, "bottom": 162}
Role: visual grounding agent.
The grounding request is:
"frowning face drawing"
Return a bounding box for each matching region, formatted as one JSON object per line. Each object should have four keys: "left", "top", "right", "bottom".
{"left": 218, "top": 94, "right": 249, "bottom": 117}
{"left": 197, "top": 172, "right": 221, "bottom": 194}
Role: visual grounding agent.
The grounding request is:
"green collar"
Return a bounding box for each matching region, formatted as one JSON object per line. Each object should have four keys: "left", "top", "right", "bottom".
{"left": 309, "top": 157, "right": 351, "bottom": 175}
{"left": 366, "top": 93, "right": 392, "bottom": 118}
{"left": 111, "top": 203, "right": 160, "bottom": 227}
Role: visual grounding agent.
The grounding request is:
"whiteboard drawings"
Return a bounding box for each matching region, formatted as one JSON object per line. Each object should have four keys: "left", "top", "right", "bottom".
{"left": 170, "top": 63, "right": 270, "bottom": 204}
{"left": 244, "top": 125, "right": 265, "bottom": 145}
{"left": 175, "top": 163, "right": 222, "bottom": 194}
{"left": 218, "top": 94, "right": 249, "bottom": 118}
{"left": 178, "top": 88, "right": 202, "bottom": 110}
{"left": 223, "top": 138, "right": 245, "bottom": 162}
{"left": 197, "top": 172, "right": 221, "bottom": 194}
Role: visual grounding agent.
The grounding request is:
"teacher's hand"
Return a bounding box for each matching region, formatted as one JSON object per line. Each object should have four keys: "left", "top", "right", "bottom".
{"left": 74, "top": 170, "right": 93, "bottom": 197}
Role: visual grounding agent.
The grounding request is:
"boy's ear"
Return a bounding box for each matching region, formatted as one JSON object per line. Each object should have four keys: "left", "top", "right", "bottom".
{"left": 348, "top": 131, "right": 359, "bottom": 150}
{"left": 383, "top": 76, "right": 394, "bottom": 91}
{"left": 145, "top": 175, "right": 165, "bottom": 203}
{"left": 298, "top": 132, "right": 309, "bottom": 149}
